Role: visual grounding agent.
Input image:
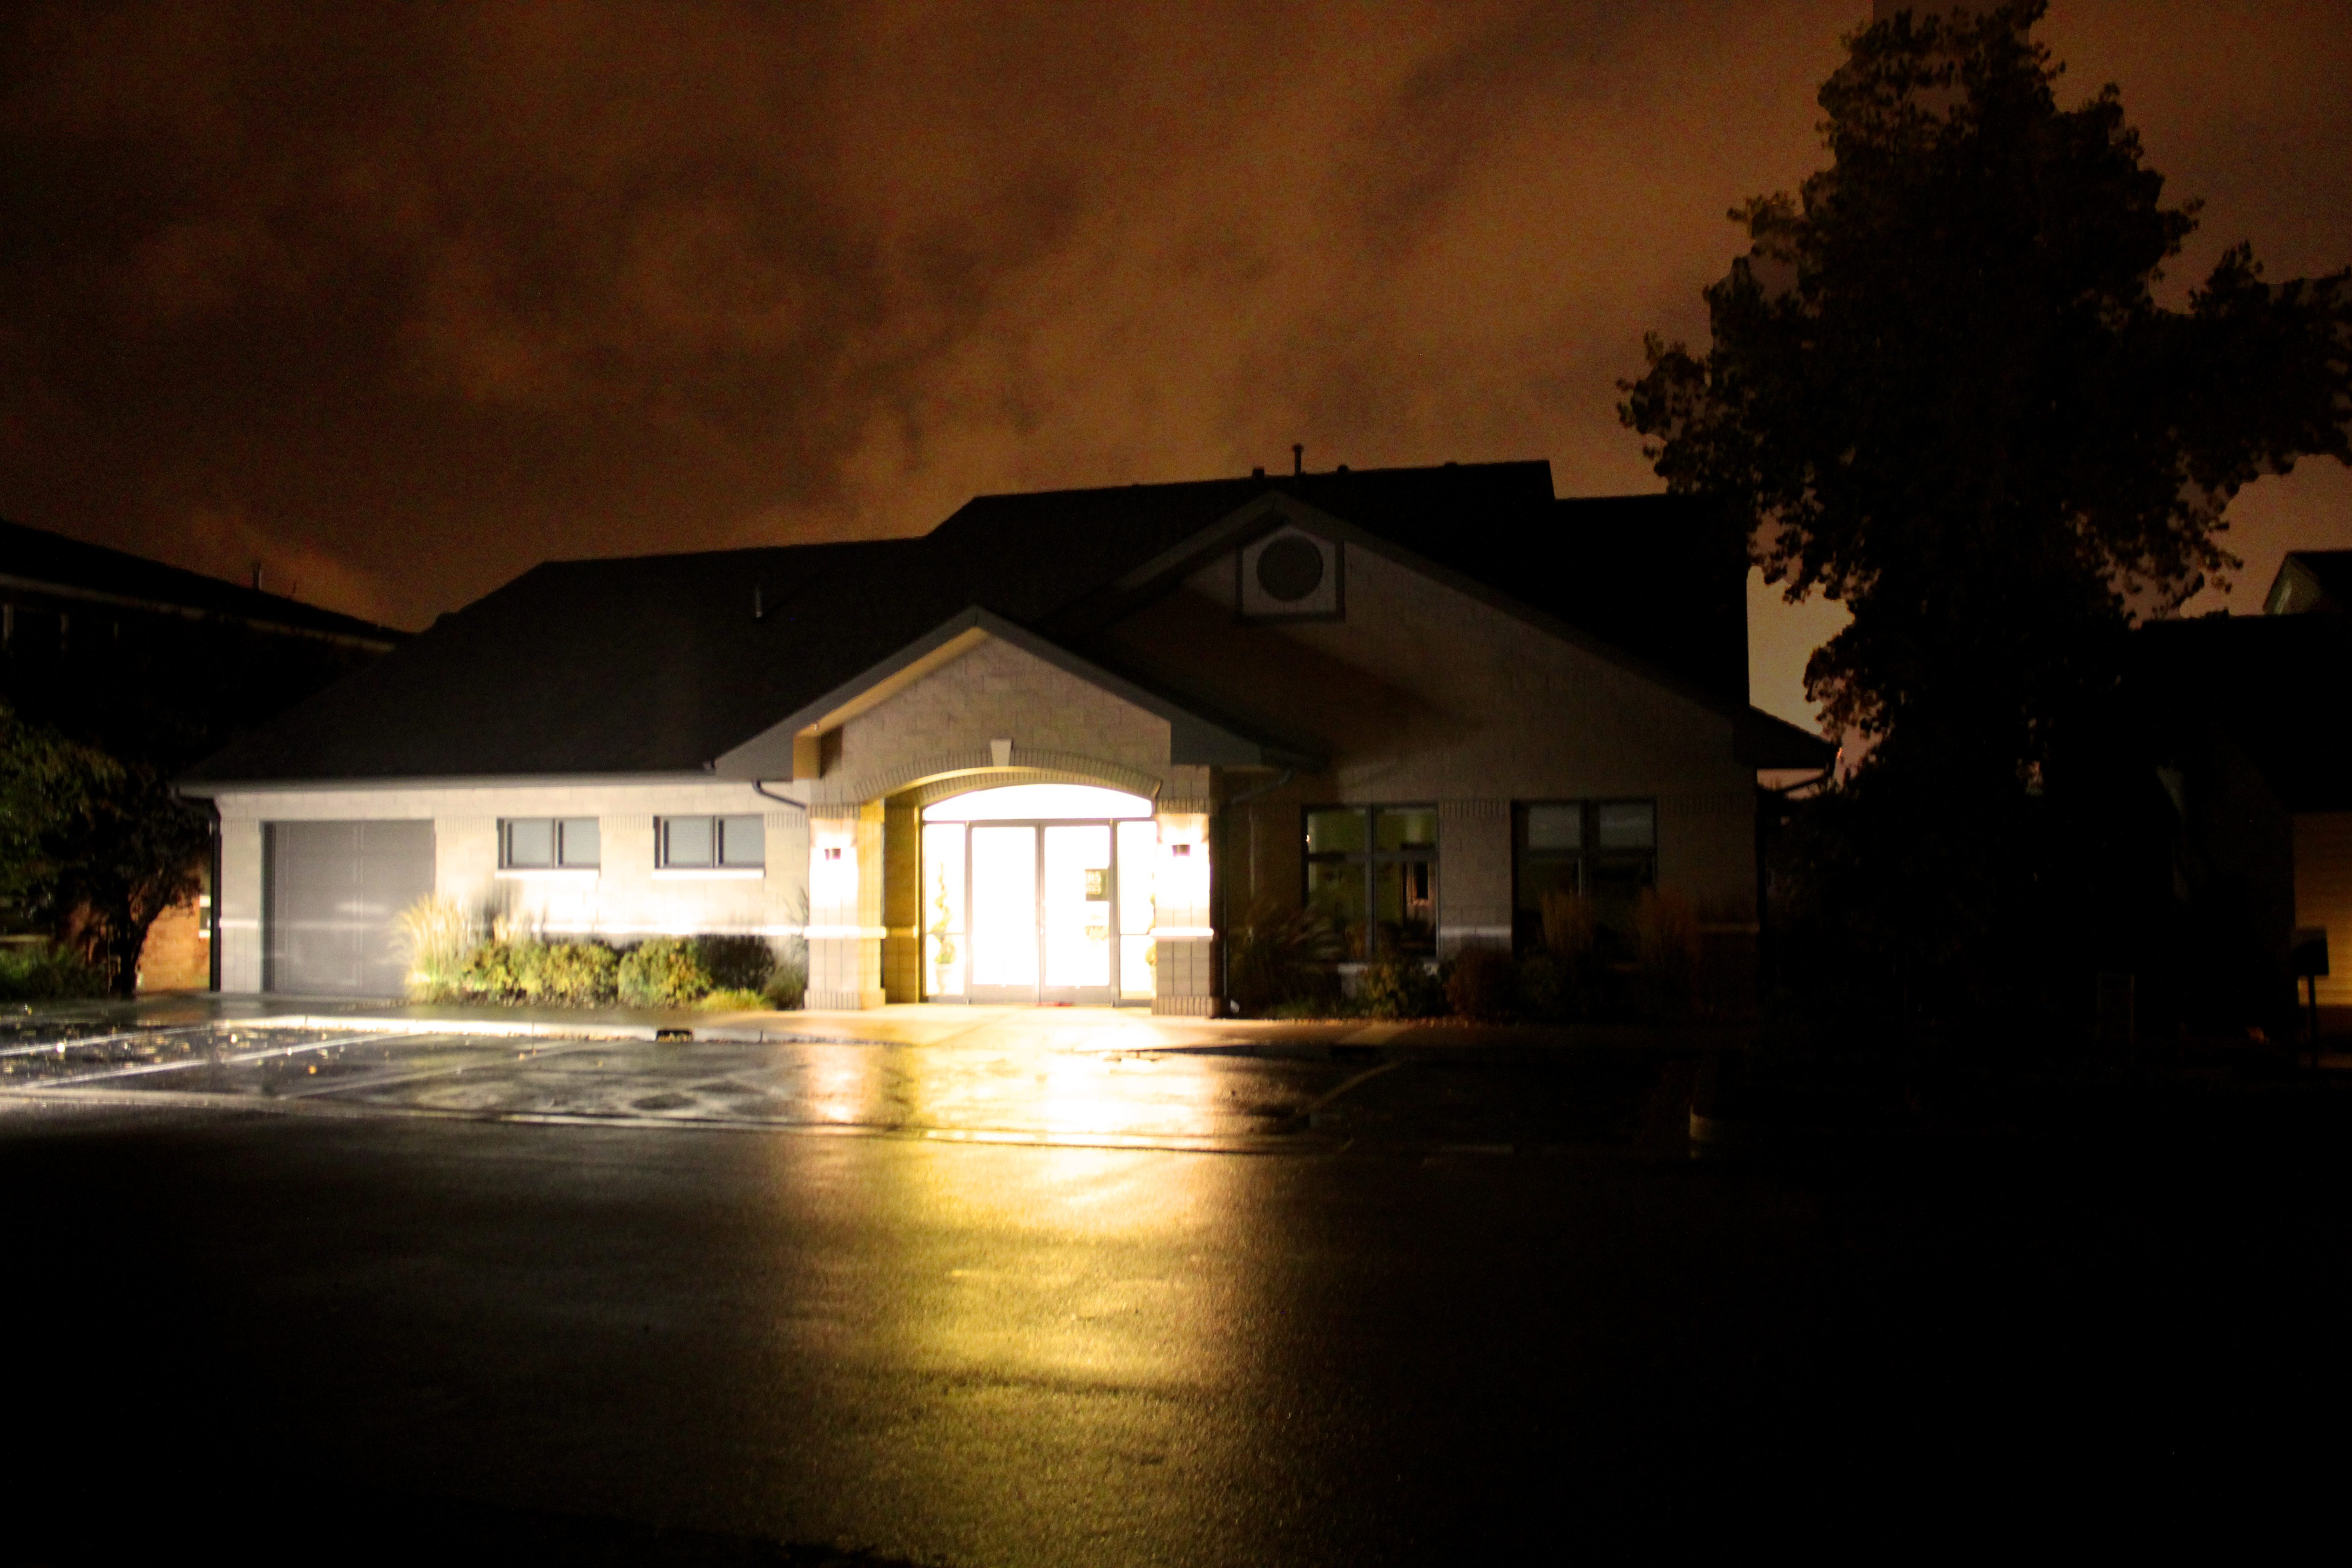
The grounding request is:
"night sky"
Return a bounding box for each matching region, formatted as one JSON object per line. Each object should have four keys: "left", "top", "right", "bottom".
{"left": 3, "top": 1, "right": 2347, "bottom": 726}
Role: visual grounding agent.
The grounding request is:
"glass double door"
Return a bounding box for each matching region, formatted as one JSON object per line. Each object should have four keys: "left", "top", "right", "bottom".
{"left": 966, "top": 823, "right": 1117, "bottom": 1004}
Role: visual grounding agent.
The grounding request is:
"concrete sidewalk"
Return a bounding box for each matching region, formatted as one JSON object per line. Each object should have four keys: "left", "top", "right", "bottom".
{"left": 24, "top": 992, "right": 1748, "bottom": 1058}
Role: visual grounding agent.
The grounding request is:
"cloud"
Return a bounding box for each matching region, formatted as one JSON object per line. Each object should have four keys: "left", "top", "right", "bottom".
{"left": 179, "top": 504, "right": 398, "bottom": 627}
{"left": 0, "top": 0, "right": 2344, "bottom": 714}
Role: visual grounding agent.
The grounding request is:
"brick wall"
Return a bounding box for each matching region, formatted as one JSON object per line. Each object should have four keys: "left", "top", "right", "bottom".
{"left": 136, "top": 897, "right": 209, "bottom": 991}
{"left": 833, "top": 637, "right": 1172, "bottom": 797}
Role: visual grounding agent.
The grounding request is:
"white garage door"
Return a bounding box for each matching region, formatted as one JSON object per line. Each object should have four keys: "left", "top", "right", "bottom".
{"left": 264, "top": 820, "right": 435, "bottom": 996}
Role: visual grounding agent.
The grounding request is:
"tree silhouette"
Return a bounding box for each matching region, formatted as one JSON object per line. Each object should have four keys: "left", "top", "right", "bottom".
{"left": 1622, "top": 1, "right": 2352, "bottom": 1027}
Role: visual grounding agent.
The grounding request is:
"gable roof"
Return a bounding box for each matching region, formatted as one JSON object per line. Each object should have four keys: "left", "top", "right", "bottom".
{"left": 711, "top": 606, "right": 1303, "bottom": 777}
{"left": 0, "top": 515, "right": 403, "bottom": 649}
{"left": 181, "top": 461, "right": 1790, "bottom": 789}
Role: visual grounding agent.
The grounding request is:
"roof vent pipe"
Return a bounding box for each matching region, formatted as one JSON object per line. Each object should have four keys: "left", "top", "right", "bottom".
{"left": 1292, "top": 444, "right": 1303, "bottom": 476}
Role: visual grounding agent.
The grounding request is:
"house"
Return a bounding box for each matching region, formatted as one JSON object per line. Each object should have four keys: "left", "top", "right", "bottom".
{"left": 2, "top": 515, "right": 405, "bottom": 989}
{"left": 178, "top": 461, "right": 1832, "bottom": 1010}
{"left": 2130, "top": 551, "right": 2352, "bottom": 1034}
{"left": 2262, "top": 549, "right": 2352, "bottom": 616}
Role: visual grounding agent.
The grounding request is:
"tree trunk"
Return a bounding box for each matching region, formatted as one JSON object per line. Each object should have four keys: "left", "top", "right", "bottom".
{"left": 103, "top": 908, "right": 151, "bottom": 998}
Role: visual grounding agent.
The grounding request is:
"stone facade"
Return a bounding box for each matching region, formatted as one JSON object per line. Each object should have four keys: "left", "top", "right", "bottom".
{"left": 796, "top": 634, "right": 1218, "bottom": 1015}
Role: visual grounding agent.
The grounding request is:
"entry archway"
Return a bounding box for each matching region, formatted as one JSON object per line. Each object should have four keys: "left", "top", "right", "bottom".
{"left": 918, "top": 784, "right": 1157, "bottom": 1005}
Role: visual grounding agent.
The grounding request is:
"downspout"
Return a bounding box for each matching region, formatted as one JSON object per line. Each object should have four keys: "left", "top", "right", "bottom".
{"left": 1215, "top": 768, "right": 1294, "bottom": 1013}
{"left": 752, "top": 779, "right": 808, "bottom": 814}
{"left": 206, "top": 806, "right": 222, "bottom": 994}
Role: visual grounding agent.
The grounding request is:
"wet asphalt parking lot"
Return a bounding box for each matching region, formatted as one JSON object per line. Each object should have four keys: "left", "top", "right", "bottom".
{"left": 4, "top": 1010, "right": 2348, "bottom": 1561}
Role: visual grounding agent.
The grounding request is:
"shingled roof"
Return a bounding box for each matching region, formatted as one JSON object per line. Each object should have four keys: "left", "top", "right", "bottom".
{"left": 0, "top": 515, "right": 403, "bottom": 648}
{"left": 181, "top": 461, "right": 1790, "bottom": 788}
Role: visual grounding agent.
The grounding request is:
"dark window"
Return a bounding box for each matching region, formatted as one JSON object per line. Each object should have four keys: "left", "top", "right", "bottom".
{"left": 500, "top": 817, "right": 599, "bottom": 869}
{"left": 659, "top": 814, "right": 764, "bottom": 869}
{"left": 1512, "top": 800, "right": 1655, "bottom": 952}
{"left": 1304, "top": 806, "right": 1436, "bottom": 960}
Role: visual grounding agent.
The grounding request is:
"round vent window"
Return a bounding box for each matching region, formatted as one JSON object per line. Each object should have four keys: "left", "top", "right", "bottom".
{"left": 1255, "top": 536, "right": 1326, "bottom": 603}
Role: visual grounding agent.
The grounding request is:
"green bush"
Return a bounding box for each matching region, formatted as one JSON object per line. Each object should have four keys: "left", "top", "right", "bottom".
{"left": 1445, "top": 946, "right": 1518, "bottom": 1021}
{"left": 698, "top": 986, "right": 768, "bottom": 1010}
{"left": 763, "top": 955, "right": 807, "bottom": 1010}
{"left": 1357, "top": 957, "right": 1447, "bottom": 1020}
{"left": 0, "top": 943, "right": 109, "bottom": 1001}
{"left": 519, "top": 941, "right": 620, "bottom": 1006}
{"left": 454, "top": 938, "right": 523, "bottom": 1001}
{"left": 692, "top": 935, "right": 776, "bottom": 993}
{"left": 446, "top": 937, "right": 619, "bottom": 1005}
{"left": 619, "top": 937, "right": 714, "bottom": 1008}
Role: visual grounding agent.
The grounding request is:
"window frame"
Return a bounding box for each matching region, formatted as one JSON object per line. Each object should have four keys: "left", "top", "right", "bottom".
{"left": 1510, "top": 798, "right": 1657, "bottom": 953}
{"left": 1302, "top": 804, "right": 1438, "bottom": 960}
{"left": 654, "top": 813, "right": 767, "bottom": 874}
{"left": 498, "top": 816, "right": 601, "bottom": 872}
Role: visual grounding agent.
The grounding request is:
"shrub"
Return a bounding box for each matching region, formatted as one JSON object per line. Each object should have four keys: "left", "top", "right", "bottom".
{"left": 1446, "top": 946, "right": 1518, "bottom": 1021}
{"left": 698, "top": 986, "right": 768, "bottom": 1010}
{"left": 763, "top": 955, "right": 807, "bottom": 1010}
{"left": 1634, "top": 888, "right": 1701, "bottom": 1019}
{"left": 1531, "top": 889, "right": 1609, "bottom": 1020}
{"left": 1541, "top": 889, "right": 1596, "bottom": 961}
{"left": 1517, "top": 952, "right": 1570, "bottom": 1021}
{"left": 0, "top": 942, "right": 109, "bottom": 1001}
{"left": 692, "top": 935, "right": 776, "bottom": 993}
{"left": 517, "top": 941, "right": 619, "bottom": 1006}
{"left": 619, "top": 937, "right": 714, "bottom": 1008}
{"left": 1357, "top": 956, "right": 1447, "bottom": 1020}
{"left": 454, "top": 937, "right": 524, "bottom": 1002}
{"left": 1228, "top": 897, "right": 1345, "bottom": 1017}
{"left": 395, "top": 897, "right": 475, "bottom": 1001}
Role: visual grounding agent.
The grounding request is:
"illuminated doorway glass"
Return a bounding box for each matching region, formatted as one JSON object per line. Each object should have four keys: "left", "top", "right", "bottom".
{"left": 967, "top": 825, "right": 1039, "bottom": 993}
{"left": 921, "top": 785, "right": 1156, "bottom": 1005}
{"left": 1042, "top": 824, "right": 1113, "bottom": 992}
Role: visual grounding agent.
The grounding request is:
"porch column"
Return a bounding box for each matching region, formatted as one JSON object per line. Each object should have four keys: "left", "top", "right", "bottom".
{"left": 881, "top": 799, "right": 921, "bottom": 1003}
{"left": 807, "top": 802, "right": 886, "bottom": 1010}
{"left": 1152, "top": 802, "right": 1217, "bottom": 1016}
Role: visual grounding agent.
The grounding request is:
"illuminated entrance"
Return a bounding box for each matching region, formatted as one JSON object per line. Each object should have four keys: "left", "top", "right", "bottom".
{"left": 920, "top": 784, "right": 1158, "bottom": 1005}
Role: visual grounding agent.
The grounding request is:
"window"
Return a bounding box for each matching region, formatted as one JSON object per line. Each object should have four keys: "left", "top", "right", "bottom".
{"left": 658, "top": 814, "right": 764, "bottom": 870}
{"left": 500, "top": 817, "right": 600, "bottom": 869}
{"left": 1512, "top": 800, "right": 1655, "bottom": 952}
{"left": 1304, "top": 806, "right": 1436, "bottom": 960}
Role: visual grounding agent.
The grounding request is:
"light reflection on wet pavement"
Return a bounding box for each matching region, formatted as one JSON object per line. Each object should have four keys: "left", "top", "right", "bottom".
{"left": 0, "top": 1014, "right": 1692, "bottom": 1152}
{"left": 7, "top": 1008, "right": 2337, "bottom": 1563}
